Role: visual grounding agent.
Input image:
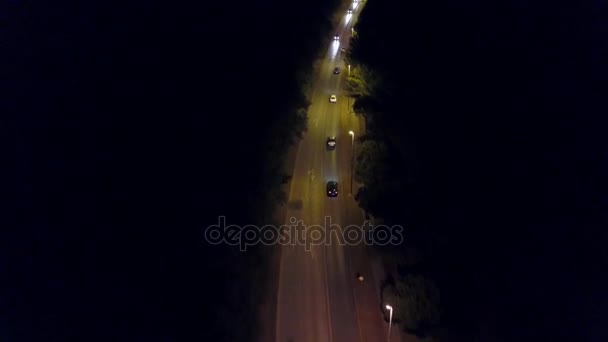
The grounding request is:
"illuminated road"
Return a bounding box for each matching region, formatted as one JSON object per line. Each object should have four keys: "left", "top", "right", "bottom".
{"left": 275, "top": 1, "right": 392, "bottom": 342}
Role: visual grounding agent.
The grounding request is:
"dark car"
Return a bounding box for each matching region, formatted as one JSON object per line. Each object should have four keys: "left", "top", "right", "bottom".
{"left": 326, "top": 181, "right": 338, "bottom": 197}
{"left": 334, "top": 34, "right": 339, "bottom": 40}
{"left": 326, "top": 136, "right": 336, "bottom": 150}
{"left": 347, "top": 8, "right": 352, "bottom": 14}
{"left": 333, "top": 67, "right": 340, "bottom": 74}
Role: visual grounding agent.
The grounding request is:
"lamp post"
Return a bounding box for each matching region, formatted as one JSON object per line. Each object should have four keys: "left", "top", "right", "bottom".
{"left": 349, "top": 131, "right": 355, "bottom": 194}
{"left": 385, "top": 304, "right": 393, "bottom": 342}
{"left": 348, "top": 64, "right": 351, "bottom": 77}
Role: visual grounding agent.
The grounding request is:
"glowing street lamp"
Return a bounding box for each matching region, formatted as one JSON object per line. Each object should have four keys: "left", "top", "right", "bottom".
{"left": 349, "top": 131, "right": 355, "bottom": 194}
{"left": 385, "top": 304, "right": 393, "bottom": 342}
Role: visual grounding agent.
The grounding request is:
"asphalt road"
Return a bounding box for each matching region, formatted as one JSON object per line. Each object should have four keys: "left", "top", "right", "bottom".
{"left": 275, "top": 2, "right": 388, "bottom": 342}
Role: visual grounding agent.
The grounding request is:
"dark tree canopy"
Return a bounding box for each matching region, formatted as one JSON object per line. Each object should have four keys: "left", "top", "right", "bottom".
{"left": 382, "top": 274, "right": 441, "bottom": 337}
{"left": 3, "top": 0, "right": 342, "bottom": 340}
{"left": 351, "top": 0, "right": 608, "bottom": 340}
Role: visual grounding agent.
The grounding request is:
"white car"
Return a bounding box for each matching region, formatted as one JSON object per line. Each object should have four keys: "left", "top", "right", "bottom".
{"left": 329, "top": 95, "right": 337, "bottom": 103}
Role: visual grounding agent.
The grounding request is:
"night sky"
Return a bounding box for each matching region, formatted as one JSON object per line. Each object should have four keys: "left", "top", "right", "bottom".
{"left": 3, "top": 0, "right": 608, "bottom": 340}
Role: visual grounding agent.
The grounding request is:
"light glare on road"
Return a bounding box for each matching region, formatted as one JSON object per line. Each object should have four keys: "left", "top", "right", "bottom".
{"left": 330, "top": 40, "right": 340, "bottom": 59}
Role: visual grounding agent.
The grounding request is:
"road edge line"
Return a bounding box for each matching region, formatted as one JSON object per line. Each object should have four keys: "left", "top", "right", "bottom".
{"left": 322, "top": 245, "right": 334, "bottom": 342}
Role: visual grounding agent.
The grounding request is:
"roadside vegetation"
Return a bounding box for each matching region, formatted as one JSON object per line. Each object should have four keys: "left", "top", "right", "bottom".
{"left": 219, "top": 0, "right": 343, "bottom": 341}
{"left": 347, "top": 0, "right": 607, "bottom": 339}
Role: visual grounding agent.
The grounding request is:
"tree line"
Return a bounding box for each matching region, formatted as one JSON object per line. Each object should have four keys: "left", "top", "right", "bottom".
{"left": 347, "top": 0, "right": 608, "bottom": 339}
{"left": 3, "top": 0, "right": 341, "bottom": 340}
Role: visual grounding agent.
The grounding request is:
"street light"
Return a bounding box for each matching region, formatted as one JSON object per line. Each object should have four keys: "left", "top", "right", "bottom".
{"left": 385, "top": 304, "right": 393, "bottom": 342}
{"left": 349, "top": 131, "right": 355, "bottom": 194}
{"left": 348, "top": 64, "right": 351, "bottom": 77}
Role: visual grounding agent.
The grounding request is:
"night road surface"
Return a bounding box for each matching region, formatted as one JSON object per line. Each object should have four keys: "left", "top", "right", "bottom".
{"left": 275, "top": 2, "right": 395, "bottom": 342}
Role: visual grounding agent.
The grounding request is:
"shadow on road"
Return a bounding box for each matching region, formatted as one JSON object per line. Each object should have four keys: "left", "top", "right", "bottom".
{"left": 287, "top": 200, "right": 303, "bottom": 210}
